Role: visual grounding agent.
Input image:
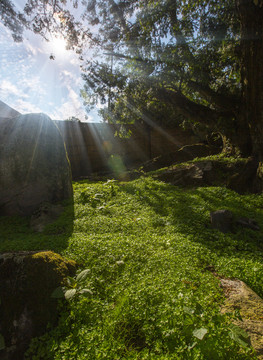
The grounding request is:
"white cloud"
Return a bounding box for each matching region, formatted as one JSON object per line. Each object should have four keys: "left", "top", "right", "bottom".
{"left": 50, "top": 87, "right": 87, "bottom": 121}
{"left": 60, "top": 70, "right": 81, "bottom": 87}
{"left": 0, "top": 79, "right": 29, "bottom": 99}
{"left": 11, "top": 98, "right": 43, "bottom": 114}
{"left": 23, "top": 40, "right": 44, "bottom": 57}
{"left": 61, "top": 70, "right": 71, "bottom": 77}
{"left": 69, "top": 58, "right": 80, "bottom": 66}
{"left": 19, "top": 77, "right": 46, "bottom": 97}
{"left": 58, "top": 60, "right": 83, "bottom": 89}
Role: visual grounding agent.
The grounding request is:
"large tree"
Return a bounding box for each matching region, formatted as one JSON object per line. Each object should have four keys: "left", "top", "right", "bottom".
{"left": 236, "top": 0, "right": 263, "bottom": 163}
{"left": 79, "top": 0, "right": 263, "bottom": 161}
{"left": 1, "top": 0, "right": 263, "bottom": 162}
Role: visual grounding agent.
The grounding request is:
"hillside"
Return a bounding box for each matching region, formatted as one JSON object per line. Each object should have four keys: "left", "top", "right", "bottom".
{"left": 1, "top": 168, "right": 263, "bottom": 359}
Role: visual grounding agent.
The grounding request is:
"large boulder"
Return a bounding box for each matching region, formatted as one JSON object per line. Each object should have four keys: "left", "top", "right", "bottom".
{"left": 154, "top": 158, "right": 258, "bottom": 194}
{"left": 0, "top": 113, "right": 72, "bottom": 216}
{"left": 0, "top": 251, "right": 76, "bottom": 360}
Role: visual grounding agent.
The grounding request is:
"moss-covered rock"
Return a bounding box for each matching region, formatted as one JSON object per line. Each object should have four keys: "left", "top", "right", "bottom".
{"left": 154, "top": 157, "right": 258, "bottom": 193}
{"left": 221, "top": 279, "right": 263, "bottom": 359}
{"left": 0, "top": 251, "right": 76, "bottom": 360}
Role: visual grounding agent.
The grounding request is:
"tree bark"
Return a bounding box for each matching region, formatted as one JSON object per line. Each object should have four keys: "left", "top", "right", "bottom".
{"left": 237, "top": 0, "right": 263, "bottom": 160}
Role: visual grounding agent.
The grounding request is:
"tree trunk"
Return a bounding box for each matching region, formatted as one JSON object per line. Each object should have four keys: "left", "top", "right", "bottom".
{"left": 237, "top": 0, "right": 263, "bottom": 160}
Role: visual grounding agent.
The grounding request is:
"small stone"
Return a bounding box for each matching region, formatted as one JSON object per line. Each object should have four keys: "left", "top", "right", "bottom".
{"left": 210, "top": 209, "right": 234, "bottom": 233}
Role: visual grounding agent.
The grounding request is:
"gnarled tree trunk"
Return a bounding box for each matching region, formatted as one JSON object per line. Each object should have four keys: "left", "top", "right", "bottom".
{"left": 237, "top": 0, "right": 263, "bottom": 161}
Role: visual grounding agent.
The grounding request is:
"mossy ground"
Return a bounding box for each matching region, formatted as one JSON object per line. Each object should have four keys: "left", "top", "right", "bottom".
{"left": 1, "top": 171, "right": 263, "bottom": 359}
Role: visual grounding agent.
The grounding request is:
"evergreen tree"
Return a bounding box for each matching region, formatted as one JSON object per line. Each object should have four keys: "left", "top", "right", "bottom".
{"left": 1, "top": 0, "right": 263, "bottom": 168}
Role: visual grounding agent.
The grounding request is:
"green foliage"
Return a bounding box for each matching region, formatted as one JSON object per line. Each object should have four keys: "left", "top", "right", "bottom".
{"left": 51, "top": 269, "right": 93, "bottom": 301}
{"left": 79, "top": 0, "right": 241, "bottom": 131}
{"left": 2, "top": 177, "right": 262, "bottom": 359}
{"left": 51, "top": 287, "right": 65, "bottom": 299}
{"left": 0, "top": 199, "right": 74, "bottom": 252}
{"left": 229, "top": 324, "right": 251, "bottom": 348}
{"left": 0, "top": 334, "right": 5, "bottom": 350}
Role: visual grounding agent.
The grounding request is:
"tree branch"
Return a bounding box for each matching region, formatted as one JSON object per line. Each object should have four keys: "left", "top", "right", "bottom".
{"left": 187, "top": 80, "right": 240, "bottom": 112}
{"left": 156, "top": 87, "right": 234, "bottom": 129}
{"left": 108, "top": 0, "right": 129, "bottom": 33}
{"left": 166, "top": 0, "right": 195, "bottom": 64}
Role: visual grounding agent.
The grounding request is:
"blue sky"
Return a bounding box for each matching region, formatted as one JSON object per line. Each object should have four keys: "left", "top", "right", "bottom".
{"left": 0, "top": 2, "right": 101, "bottom": 122}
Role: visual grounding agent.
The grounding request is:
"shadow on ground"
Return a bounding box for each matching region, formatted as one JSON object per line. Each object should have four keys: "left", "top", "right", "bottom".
{"left": 0, "top": 199, "right": 74, "bottom": 253}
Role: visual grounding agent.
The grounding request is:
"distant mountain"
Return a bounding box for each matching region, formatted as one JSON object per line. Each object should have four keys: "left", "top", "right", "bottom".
{"left": 0, "top": 100, "right": 21, "bottom": 119}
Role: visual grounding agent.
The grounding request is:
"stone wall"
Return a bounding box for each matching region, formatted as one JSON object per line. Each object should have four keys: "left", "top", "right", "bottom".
{"left": 55, "top": 121, "right": 200, "bottom": 179}
{"left": 0, "top": 100, "right": 20, "bottom": 119}
{"left": 0, "top": 100, "right": 202, "bottom": 179}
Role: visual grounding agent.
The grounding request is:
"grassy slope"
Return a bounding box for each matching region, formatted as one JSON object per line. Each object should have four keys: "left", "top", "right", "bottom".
{"left": 1, "top": 176, "right": 263, "bottom": 359}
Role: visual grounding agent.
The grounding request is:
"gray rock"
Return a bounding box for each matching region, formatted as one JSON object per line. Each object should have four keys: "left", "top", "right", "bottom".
{"left": 0, "top": 251, "right": 76, "bottom": 360}
{"left": 0, "top": 113, "right": 72, "bottom": 216}
{"left": 30, "top": 203, "right": 64, "bottom": 232}
{"left": 210, "top": 209, "right": 234, "bottom": 233}
{"left": 157, "top": 161, "right": 213, "bottom": 186}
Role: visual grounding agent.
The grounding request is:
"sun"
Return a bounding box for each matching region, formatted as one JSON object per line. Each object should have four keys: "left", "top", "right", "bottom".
{"left": 51, "top": 36, "right": 67, "bottom": 54}
{"left": 46, "top": 36, "right": 69, "bottom": 60}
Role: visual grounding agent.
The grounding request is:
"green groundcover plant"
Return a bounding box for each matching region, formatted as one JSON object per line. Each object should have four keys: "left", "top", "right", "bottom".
{"left": 1, "top": 176, "right": 262, "bottom": 359}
